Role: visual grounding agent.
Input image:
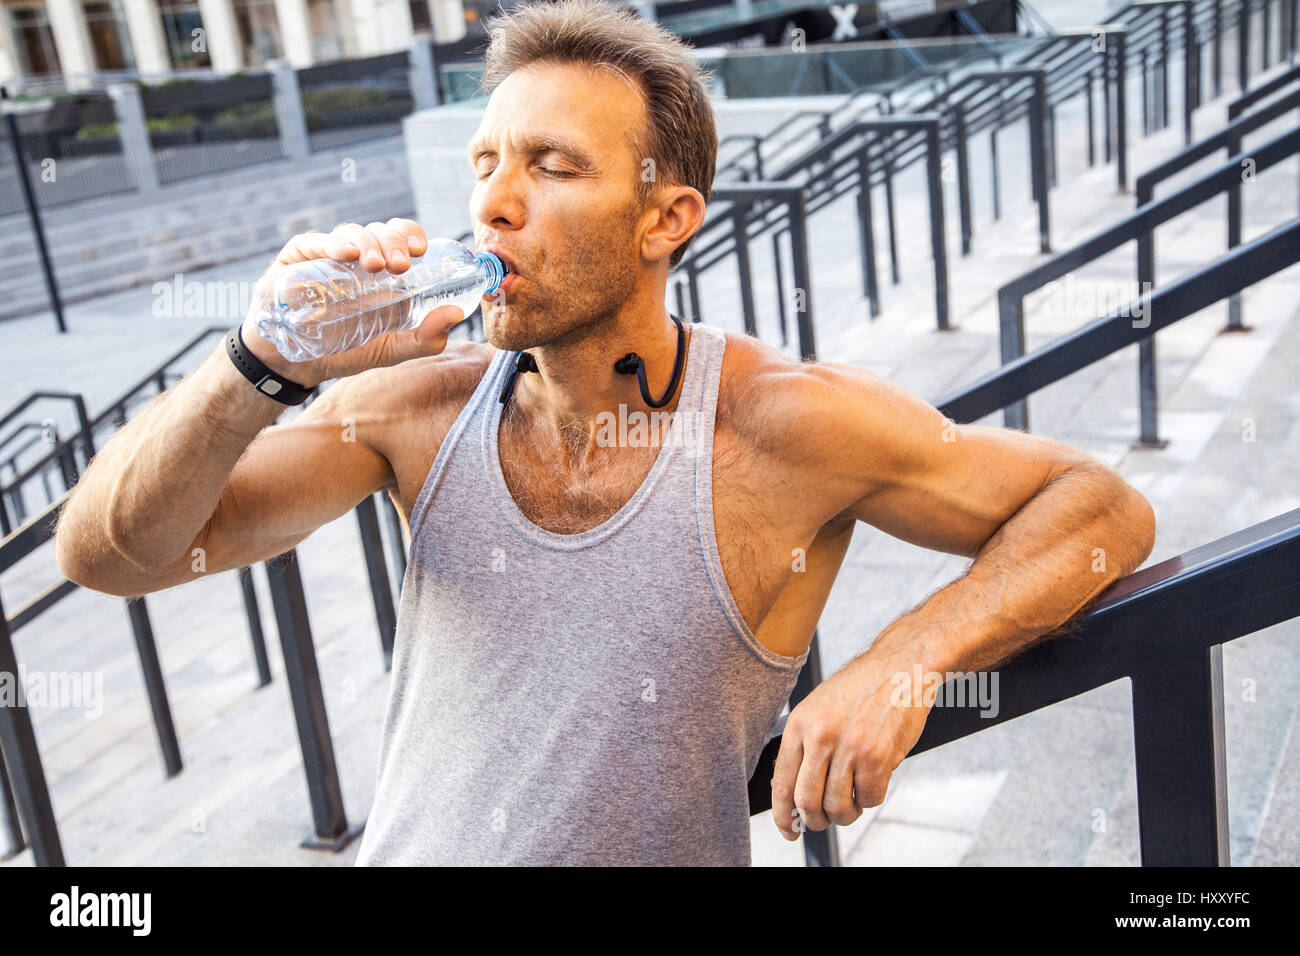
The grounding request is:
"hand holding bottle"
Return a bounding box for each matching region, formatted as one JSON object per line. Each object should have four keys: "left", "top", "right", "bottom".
{"left": 239, "top": 218, "right": 477, "bottom": 388}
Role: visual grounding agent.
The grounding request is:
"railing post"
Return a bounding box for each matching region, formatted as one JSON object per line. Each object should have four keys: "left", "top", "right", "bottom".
{"left": 1085, "top": 70, "right": 1096, "bottom": 167}
{"left": 1213, "top": 0, "right": 1224, "bottom": 97}
{"left": 924, "top": 121, "right": 952, "bottom": 330}
{"left": 1183, "top": 0, "right": 1198, "bottom": 144}
{"left": 990, "top": 83, "right": 1003, "bottom": 219}
{"left": 771, "top": 230, "right": 789, "bottom": 346}
{"left": 856, "top": 147, "right": 880, "bottom": 317}
{"left": 1141, "top": 47, "right": 1151, "bottom": 134}
{"left": 0, "top": 591, "right": 64, "bottom": 865}
{"left": 998, "top": 289, "right": 1028, "bottom": 430}
{"left": 263, "top": 549, "right": 361, "bottom": 850}
{"left": 883, "top": 134, "right": 901, "bottom": 284}
{"left": 1135, "top": 219, "right": 1164, "bottom": 448}
{"left": 355, "top": 494, "right": 397, "bottom": 670}
{"left": 953, "top": 102, "right": 972, "bottom": 256}
{"left": 1239, "top": 0, "right": 1252, "bottom": 90}
{"left": 125, "top": 596, "right": 183, "bottom": 777}
{"left": 1264, "top": 0, "right": 1274, "bottom": 67}
{"left": 786, "top": 187, "right": 818, "bottom": 359}
{"left": 1160, "top": 6, "right": 1171, "bottom": 130}
{"left": 379, "top": 494, "right": 408, "bottom": 596}
{"left": 238, "top": 565, "right": 272, "bottom": 687}
{"left": 1226, "top": 129, "right": 1248, "bottom": 330}
{"left": 1102, "top": 50, "right": 1113, "bottom": 164}
{"left": 1130, "top": 642, "right": 1230, "bottom": 865}
{"left": 1, "top": 749, "right": 25, "bottom": 859}
{"left": 1117, "top": 29, "right": 1130, "bottom": 192}
{"left": 732, "top": 201, "right": 758, "bottom": 337}
{"left": 1028, "top": 71, "right": 1052, "bottom": 253}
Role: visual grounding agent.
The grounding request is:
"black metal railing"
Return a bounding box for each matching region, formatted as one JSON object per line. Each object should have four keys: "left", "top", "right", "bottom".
{"left": 751, "top": 504, "right": 1300, "bottom": 865}
{"left": 991, "top": 122, "right": 1300, "bottom": 439}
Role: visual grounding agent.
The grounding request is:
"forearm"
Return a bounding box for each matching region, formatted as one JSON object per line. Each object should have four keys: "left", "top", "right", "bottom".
{"left": 861, "top": 462, "right": 1157, "bottom": 676}
{"left": 56, "top": 344, "right": 287, "bottom": 579}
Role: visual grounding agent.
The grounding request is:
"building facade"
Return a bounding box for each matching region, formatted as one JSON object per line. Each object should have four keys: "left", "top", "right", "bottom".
{"left": 0, "top": 0, "right": 486, "bottom": 91}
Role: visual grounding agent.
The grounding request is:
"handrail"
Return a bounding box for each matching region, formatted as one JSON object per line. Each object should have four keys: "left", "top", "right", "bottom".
{"left": 749, "top": 498, "right": 1300, "bottom": 863}
{"left": 1226, "top": 60, "right": 1300, "bottom": 117}
{"left": 945, "top": 215, "right": 1300, "bottom": 422}
{"left": 1136, "top": 85, "right": 1300, "bottom": 197}
{"left": 991, "top": 122, "right": 1300, "bottom": 431}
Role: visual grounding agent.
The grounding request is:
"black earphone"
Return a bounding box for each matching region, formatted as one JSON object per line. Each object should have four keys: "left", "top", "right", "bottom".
{"left": 498, "top": 315, "right": 687, "bottom": 408}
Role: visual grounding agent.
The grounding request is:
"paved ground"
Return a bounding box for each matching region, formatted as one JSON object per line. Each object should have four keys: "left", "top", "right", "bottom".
{"left": 2, "top": 25, "right": 1297, "bottom": 866}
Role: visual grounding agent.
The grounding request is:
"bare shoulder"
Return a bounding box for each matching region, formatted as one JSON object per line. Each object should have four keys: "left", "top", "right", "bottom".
{"left": 713, "top": 329, "right": 915, "bottom": 529}
{"left": 714, "top": 328, "right": 850, "bottom": 455}
{"left": 310, "top": 339, "right": 496, "bottom": 422}
{"left": 298, "top": 339, "right": 497, "bottom": 495}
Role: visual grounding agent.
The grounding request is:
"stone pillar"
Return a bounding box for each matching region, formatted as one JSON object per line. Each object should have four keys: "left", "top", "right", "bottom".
{"left": 273, "top": 0, "right": 314, "bottom": 66}
{"left": 45, "top": 0, "right": 98, "bottom": 89}
{"left": 429, "top": 0, "right": 464, "bottom": 44}
{"left": 120, "top": 0, "right": 173, "bottom": 77}
{"left": 349, "top": 0, "right": 413, "bottom": 54}
{"left": 331, "top": 0, "right": 360, "bottom": 56}
{"left": 268, "top": 58, "right": 309, "bottom": 158}
{"left": 195, "top": 0, "right": 244, "bottom": 74}
{"left": 0, "top": 8, "right": 24, "bottom": 87}
{"left": 107, "top": 82, "right": 160, "bottom": 191}
{"left": 408, "top": 34, "right": 439, "bottom": 109}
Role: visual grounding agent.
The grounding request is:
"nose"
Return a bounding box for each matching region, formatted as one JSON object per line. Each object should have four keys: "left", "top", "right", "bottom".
{"left": 470, "top": 161, "right": 526, "bottom": 234}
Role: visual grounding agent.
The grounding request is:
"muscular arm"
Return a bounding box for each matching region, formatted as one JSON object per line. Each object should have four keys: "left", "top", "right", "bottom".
{"left": 763, "top": 359, "right": 1157, "bottom": 838}
{"left": 53, "top": 346, "right": 393, "bottom": 598}
{"left": 55, "top": 216, "right": 464, "bottom": 599}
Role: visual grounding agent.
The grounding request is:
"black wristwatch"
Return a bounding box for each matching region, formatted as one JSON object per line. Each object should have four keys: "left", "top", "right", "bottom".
{"left": 225, "top": 325, "right": 316, "bottom": 406}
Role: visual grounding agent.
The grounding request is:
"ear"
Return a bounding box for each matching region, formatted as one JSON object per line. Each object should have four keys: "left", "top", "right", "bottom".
{"left": 640, "top": 185, "right": 706, "bottom": 266}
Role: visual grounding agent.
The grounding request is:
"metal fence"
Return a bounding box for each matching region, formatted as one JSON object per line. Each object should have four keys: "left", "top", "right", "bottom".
{"left": 297, "top": 51, "right": 415, "bottom": 152}
{"left": 140, "top": 74, "right": 284, "bottom": 184}
{"left": 0, "top": 94, "right": 134, "bottom": 216}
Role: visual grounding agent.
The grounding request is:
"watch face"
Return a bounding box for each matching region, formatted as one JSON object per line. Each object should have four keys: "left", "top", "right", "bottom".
{"left": 257, "top": 377, "right": 284, "bottom": 396}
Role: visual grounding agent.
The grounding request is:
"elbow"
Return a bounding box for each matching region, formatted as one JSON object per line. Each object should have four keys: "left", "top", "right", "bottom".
{"left": 53, "top": 511, "right": 156, "bottom": 599}
{"left": 1112, "top": 478, "right": 1157, "bottom": 574}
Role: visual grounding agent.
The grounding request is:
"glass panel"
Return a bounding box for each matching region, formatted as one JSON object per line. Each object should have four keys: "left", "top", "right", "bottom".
{"left": 83, "top": 0, "right": 136, "bottom": 71}
{"left": 159, "top": 0, "right": 212, "bottom": 69}
{"left": 233, "top": 0, "right": 283, "bottom": 68}
{"left": 11, "top": 5, "right": 63, "bottom": 77}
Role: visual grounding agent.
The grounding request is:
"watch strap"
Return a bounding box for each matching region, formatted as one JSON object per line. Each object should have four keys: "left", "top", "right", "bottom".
{"left": 225, "top": 325, "right": 316, "bottom": 406}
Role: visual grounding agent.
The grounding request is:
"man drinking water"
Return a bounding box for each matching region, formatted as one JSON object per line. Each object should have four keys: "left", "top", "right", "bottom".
{"left": 54, "top": 0, "right": 1156, "bottom": 865}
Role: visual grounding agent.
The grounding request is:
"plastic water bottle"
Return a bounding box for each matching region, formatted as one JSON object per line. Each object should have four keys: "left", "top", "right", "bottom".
{"left": 250, "top": 237, "right": 507, "bottom": 362}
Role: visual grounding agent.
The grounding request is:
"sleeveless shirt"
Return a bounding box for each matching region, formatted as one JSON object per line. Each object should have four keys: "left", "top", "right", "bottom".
{"left": 353, "top": 321, "right": 808, "bottom": 865}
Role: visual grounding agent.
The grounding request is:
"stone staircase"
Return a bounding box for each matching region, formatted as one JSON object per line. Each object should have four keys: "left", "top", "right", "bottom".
{"left": 0, "top": 136, "right": 415, "bottom": 323}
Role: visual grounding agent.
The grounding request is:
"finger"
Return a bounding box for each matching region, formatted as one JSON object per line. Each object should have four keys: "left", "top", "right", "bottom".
{"left": 413, "top": 304, "right": 466, "bottom": 348}
{"left": 823, "top": 751, "right": 862, "bottom": 827}
{"left": 770, "top": 732, "right": 805, "bottom": 842}
{"left": 273, "top": 229, "right": 358, "bottom": 267}
{"left": 367, "top": 305, "right": 463, "bottom": 369}
{"left": 365, "top": 220, "right": 412, "bottom": 273}
{"left": 387, "top": 217, "right": 428, "bottom": 258}
{"left": 792, "top": 734, "right": 833, "bottom": 833}
{"left": 333, "top": 222, "right": 387, "bottom": 272}
{"left": 853, "top": 764, "right": 890, "bottom": 811}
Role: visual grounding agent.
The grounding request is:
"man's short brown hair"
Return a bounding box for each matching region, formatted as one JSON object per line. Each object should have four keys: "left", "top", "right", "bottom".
{"left": 480, "top": 0, "right": 717, "bottom": 269}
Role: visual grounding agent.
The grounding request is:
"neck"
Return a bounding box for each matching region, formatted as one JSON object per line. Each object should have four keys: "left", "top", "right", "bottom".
{"left": 512, "top": 302, "right": 688, "bottom": 445}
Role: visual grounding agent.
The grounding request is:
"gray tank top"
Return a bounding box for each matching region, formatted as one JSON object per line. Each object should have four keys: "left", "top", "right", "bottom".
{"left": 353, "top": 321, "right": 808, "bottom": 866}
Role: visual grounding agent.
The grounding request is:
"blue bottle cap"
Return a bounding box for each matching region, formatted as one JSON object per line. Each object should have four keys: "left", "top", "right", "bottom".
{"left": 476, "top": 251, "right": 507, "bottom": 294}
